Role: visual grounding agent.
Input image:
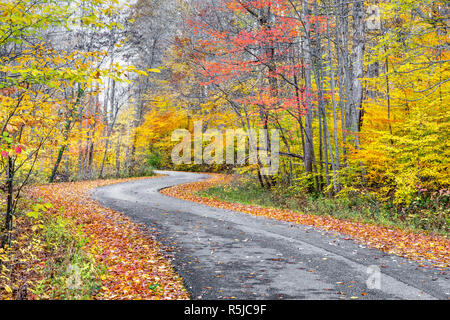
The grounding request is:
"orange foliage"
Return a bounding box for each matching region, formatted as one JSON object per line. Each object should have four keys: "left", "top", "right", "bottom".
{"left": 30, "top": 178, "right": 189, "bottom": 300}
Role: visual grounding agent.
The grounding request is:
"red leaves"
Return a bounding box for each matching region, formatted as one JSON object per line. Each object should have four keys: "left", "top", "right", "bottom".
{"left": 15, "top": 145, "right": 25, "bottom": 155}
{"left": 188, "top": 0, "right": 314, "bottom": 109}
{"left": 30, "top": 178, "right": 189, "bottom": 300}
{"left": 162, "top": 174, "right": 450, "bottom": 269}
{"left": 0, "top": 144, "right": 26, "bottom": 158}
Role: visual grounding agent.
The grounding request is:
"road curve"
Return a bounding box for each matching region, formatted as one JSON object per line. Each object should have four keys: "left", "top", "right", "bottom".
{"left": 91, "top": 171, "right": 449, "bottom": 300}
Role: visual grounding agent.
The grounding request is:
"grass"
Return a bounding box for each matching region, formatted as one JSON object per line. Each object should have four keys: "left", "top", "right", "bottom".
{"left": 198, "top": 177, "right": 449, "bottom": 236}
{"left": 31, "top": 214, "right": 105, "bottom": 300}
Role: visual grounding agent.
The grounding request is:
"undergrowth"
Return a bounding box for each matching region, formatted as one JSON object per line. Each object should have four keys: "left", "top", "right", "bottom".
{"left": 0, "top": 196, "right": 104, "bottom": 300}
{"left": 199, "top": 176, "right": 449, "bottom": 236}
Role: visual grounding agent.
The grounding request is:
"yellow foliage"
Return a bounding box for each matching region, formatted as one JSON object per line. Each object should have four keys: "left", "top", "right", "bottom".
{"left": 354, "top": 0, "right": 450, "bottom": 205}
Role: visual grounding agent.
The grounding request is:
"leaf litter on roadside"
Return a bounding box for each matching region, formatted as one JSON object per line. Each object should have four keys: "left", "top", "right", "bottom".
{"left": 29, "top": 177, "right": 189, "bottom": 300}
{"left": 161, "top": 174, "right": 450, "bottom": 269}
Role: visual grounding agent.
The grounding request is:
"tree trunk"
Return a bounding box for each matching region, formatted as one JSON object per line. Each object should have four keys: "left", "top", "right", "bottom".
{"left": 349, "top": 0, "right": 366, "bottom": 147}
{"left": 49, "top": 86, "right": 84, "bottom": 183}
{"left": 326, "top": 3, "right": 341, "bottom": 191}
{"left": 302, "top": 0, "right": 314, "bottom": 175}
{"left": 115, "top": 132, "right": 121, "bottom": 178}
{"left": 2, "top": 157, "right": 14, "bottom": 248}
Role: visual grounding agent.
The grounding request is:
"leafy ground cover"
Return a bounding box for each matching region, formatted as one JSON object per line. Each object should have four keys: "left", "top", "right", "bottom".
{"left": 0, "top": 198, "right": 103, "bottom": 300}
{"left": 1, "top": 177, "right": 189, "bottom": 300}
{"left": 161, "top": 174, "right": 450, "bottom": 269}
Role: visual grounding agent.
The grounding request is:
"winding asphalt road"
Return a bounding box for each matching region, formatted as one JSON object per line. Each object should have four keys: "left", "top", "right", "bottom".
{"left": 92, "top": 171, "right": 449, "bottom": 300}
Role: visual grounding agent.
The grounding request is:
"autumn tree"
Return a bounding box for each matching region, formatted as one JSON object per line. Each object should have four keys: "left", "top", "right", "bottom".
{"left": 0, "top": 0, "right": 146, "bottom": 246}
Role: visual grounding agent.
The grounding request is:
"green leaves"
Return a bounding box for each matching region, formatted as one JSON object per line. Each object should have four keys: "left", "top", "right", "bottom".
{"left": 0, "top": 0, "right": 69, "bottom": 47}
{"left": 26, "top": 202, "right": 53, "bottom": 220}
{"left": 149, "top": 283, "right": 161, "bottom": 292}
{"left": 2, "top": 132, "right": 12, "bottom": 144}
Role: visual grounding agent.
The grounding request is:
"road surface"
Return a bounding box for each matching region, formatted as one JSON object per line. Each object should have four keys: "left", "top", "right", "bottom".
{"left": 92, "top": 171, "right": 449, "bottom": 300}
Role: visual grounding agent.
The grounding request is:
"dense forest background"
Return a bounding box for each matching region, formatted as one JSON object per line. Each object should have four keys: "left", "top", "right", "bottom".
{"left": 0, "top": 0, "right": 448, "bottom": 245}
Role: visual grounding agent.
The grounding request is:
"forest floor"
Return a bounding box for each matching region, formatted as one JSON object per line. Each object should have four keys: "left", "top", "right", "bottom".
{"left": 1, "top": 176, "right": 189, "bottom": 300}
